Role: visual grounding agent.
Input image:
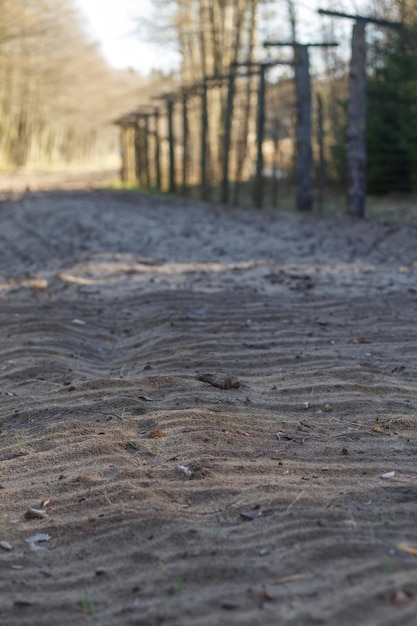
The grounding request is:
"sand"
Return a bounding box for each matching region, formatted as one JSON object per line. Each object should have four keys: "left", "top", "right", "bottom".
{"left": 0, "top": 170, "right": 417, "bottom": 625}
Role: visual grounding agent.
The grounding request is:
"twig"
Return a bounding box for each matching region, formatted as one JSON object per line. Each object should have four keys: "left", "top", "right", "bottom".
{"left": 285, "top": 490, "right": 306, "bottom": 513}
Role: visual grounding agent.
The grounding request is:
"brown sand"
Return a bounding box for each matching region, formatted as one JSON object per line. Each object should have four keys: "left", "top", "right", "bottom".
{"left": 0, "top": 171, "right": 417, "bottom": 625}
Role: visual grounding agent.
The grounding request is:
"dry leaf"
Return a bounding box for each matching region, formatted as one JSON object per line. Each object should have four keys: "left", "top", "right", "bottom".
{"left": 24, "top": 508, "right": 47, "bottom": 520}
{"left": 148, "top": 429, "right": 164, "bottom": 439}
{"left": 397, "top": 541, "right": 417, "bottom": 557}
{"left": 323, "top": 404, "right": 332, "bottom": 412}
{"left": 391, "top": 590, "right": 413, "bottom": 607}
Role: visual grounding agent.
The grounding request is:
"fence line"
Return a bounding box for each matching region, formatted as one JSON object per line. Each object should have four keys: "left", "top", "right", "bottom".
{"left": 115, "top": 11, "right": 409, "bottom": 217}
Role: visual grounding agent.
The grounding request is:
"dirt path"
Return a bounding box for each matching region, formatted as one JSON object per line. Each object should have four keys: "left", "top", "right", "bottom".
{"left": 1, "top": 176, "right": 417, "bottom": 625}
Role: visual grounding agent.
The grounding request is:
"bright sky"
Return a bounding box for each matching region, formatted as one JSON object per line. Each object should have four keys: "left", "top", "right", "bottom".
{"left": 75, "top": 0, "right": 180, "bottom": 75}
{"left": 74, "top": 0, "right": 360, "bottom": 76}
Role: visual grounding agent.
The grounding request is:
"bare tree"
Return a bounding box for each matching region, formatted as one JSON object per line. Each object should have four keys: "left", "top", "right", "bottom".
{"left": 0, "top": 0, "right": 164, "bottom": 168}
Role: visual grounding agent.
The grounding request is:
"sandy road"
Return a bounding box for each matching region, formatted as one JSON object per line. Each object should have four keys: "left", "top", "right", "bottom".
{"left": 0, "top": 180, "right": 417, "bottom": 624}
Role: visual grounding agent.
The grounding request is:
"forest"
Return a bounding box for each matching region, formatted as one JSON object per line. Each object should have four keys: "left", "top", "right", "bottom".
{"left": 0, "top": 0, "right": 172, "bottom": 168}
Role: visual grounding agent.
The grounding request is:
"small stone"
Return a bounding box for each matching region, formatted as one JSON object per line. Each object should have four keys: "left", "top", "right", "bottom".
{"left": 95, "top": 567, "right": 107, "bottom": 576}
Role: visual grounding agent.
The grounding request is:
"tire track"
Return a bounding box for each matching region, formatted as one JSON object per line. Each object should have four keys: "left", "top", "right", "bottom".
{"left": 1, "top": 190, "right": 417, "bottom": 625}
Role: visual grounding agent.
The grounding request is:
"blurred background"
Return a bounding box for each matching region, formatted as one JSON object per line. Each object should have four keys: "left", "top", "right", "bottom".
{"left": 1, "top": 1, "right": 416, "bottom": 219}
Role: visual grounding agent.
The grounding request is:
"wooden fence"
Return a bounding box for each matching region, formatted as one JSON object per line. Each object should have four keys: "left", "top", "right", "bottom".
{"left": 115, "top": 9, "right": 404, "bottom": 217}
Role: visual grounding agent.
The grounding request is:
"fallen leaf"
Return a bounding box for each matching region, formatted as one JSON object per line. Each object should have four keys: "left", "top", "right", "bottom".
{"left": 148, "top": 429, "right": 164, "bottom": 439}
{"left": 391, "top": 589, "right": 413, "bottom": 607}
{"left": 138, "top": 395, "right": 154, "bottom": 402}
{"left": 323, "top": 404, "right": 332, "bottom": 412}
{"left": 397, "top": 541, "right": 417, "bottom": 557}
{"left": 234, "top": 430, "right": 249, "bottom": 437}
{"left": 24, "top": 508, "right": 47, "bottom": 520}
{"left": 261, "top": 588, "right": 276, "bottom": 601}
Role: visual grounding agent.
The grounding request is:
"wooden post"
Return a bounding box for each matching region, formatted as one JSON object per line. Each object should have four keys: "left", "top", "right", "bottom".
{"left": 318, "top": 9, "right": 401, "bottom": 217}
{"left": 271, "top": 127, "right": 280, "bottom": 208}
{"left": 264, "top": 41, "right": 338, "bottom": 212}
{"left": 200, "top": 78, "right": 208, "bottom": 200}
{"left": 120, "top": 124, "right": 129, "bottom": 183}
{"left": 182, "top": 92, "right": 189, "bottom": 196}
{"left": 134, "top": 119, "right": 142, "bottom": 187}
{"left": 153, "top": 109, "right": 161, "bottom": 190}
{"left": 221, "top": 72, "right": 235, "bottom": 204}
{"left": 143, "top": 114, "right": 150, "bottom": 189}
{"left": 254, "top": 64, "right": 267, "bottom": 208}
{"left": 294, "top": 45, "right": 313, "bottom": 211}
{"left": 167, "top": 98, "right": 176, "bottom": 194}
{"left": 317, "top": 92, "right": 325, "bottom": 212}
{"left": 232, "top": 61, "right": 289, "bottom": 208}
{"left": 347, "top": 21, "right": 366, "bottom": 217}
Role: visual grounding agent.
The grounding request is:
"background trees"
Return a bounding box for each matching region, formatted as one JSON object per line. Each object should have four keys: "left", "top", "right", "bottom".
{"left": 366, "top": 2, "right": 417, "bottom": 193}
{"left": 142, "top": 0, "right": 417, "bottom": 200}
{"left": 3, "top": 0, "right": 417, "bottom": 204}
{"left": 0, "top": 0, "right": 167, "bottom": 168}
